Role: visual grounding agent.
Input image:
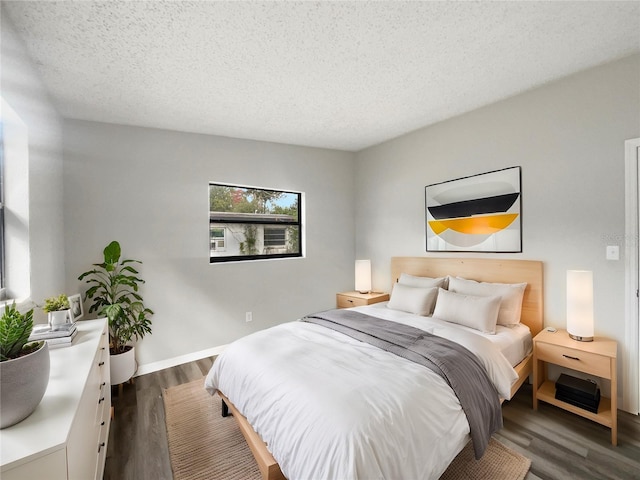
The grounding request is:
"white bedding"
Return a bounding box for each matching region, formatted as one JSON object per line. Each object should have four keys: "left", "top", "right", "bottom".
{"left": 362, "top": 302, "right": 533, "bottom": 367}
{"left": 205, "top": 305, "right": 520, "bottom": 480}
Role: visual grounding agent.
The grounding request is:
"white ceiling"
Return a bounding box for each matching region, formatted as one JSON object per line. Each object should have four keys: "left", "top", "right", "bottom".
{"left": 3, "top": 1, "right": 640, "bottom": 152}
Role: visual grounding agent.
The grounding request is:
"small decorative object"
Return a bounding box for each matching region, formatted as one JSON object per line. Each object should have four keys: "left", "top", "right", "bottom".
{"left": 566, "top": 270, "right": 594, "bottom": 342}
{"left": 425, "top": 166, "right": 522, "bottom": 252}
{"left": 0, "top": 302, "right": 50, "bottom": 429}
{"left": 42, "top": 294, "right": 71, "bottom": 330}
{"left": 355, "top": 259, "right": 372, "bottom": 294}
{"left": 29, "top": 321, "right": 78, "bottom": 349}
{"left": 78, "top": 240, "right": 153, "bottom": 385}
{"left": 67, "top": 293, "right": 84, "bottom": 321}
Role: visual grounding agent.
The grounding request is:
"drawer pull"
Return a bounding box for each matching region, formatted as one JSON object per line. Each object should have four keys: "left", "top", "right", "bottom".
{"left": 562, "top": 354, "right": 580, "bottom": 361}
{"left": 98, "top": 361, "right": 105, "bottom": 366}
{"left": 98, "top": 442, "right": 105, "bottom": 453}
{"left": 101, "top": 421, "right": 105, "bottom": 426}
{"left": 101, "top": 382, "right": 106, "bottom": 387}
{"left": 99, "top": 397, "right": 105, "bottom": 404}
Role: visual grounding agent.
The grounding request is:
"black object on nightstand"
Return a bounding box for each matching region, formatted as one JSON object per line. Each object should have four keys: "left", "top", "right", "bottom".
{"left": 555, "top": 373, "right": 600, "bottom": 414}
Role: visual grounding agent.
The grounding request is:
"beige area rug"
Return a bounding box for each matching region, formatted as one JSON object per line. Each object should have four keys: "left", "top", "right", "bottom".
{"left": 163, "top": 379, "right": 531, "bottom": 480}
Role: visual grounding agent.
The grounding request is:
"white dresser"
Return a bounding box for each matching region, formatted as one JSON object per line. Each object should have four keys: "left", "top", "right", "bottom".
{"left": 0, "top": 318, "right": 111, "bottom": 480}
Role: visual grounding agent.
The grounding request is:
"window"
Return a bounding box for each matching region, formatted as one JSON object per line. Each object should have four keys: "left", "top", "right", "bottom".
{"left": 0, "top": 98, "right": 31, "bottom": 301}
{"left": 209, "top": 183, "right": 302, "bottom": 263}
{"left": 0, "top": 121, "right": 4, "bottom": 293}
{"left": 210, "top": 226, "right": 226, "bottom": 252}
{"left": 264, "top": 227, "right": 286, "bottom": 248}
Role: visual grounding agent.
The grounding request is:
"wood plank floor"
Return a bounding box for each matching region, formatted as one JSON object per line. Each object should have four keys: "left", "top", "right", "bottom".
{"left": 104, "top": 357, "right": 640, "bottom": 480}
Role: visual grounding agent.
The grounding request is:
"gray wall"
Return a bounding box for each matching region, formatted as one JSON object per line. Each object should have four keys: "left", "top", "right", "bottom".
{"left": 7, "top": 0, "right": 639, "bottom": 399}
{"left": 355, "top": 54, "right": 640, "bottom": 400}
{"left": 63, "top": 120, "right": 355, "bottom": 367}
{"left": 1, "top": 7, "right": 65, "bottom": 319}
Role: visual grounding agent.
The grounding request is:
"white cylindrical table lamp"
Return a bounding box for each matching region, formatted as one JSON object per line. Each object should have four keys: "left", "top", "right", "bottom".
{"left": 355, "top": 260, "right": 372, "bottom": 294}
{"left": 566, "top": 270, "right": 594, "bottom": 342}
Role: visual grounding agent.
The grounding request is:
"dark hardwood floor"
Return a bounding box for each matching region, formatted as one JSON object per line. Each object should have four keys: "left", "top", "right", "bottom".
{"left": 104, "top": 358, "right": 640, "bottom": 480}
{"left": 104, "top": 356, "right": 215, "bottom": 480}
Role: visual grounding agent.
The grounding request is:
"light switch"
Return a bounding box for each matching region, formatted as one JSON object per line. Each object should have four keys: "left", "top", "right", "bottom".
{"left": 606, "top": 245, "right": 619, "bottom": 261}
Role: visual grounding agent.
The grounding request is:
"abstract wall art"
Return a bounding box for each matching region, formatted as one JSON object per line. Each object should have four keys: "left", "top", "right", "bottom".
{"left": 425, "top": 166, "right": 522, "bottom": 253}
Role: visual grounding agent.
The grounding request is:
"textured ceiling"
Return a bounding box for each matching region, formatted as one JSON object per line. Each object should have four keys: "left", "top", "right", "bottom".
{"left": 3, "top": 1, "right": 640, "bottom": 151}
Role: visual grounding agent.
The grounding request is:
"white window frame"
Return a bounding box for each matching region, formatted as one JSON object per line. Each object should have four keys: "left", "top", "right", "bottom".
{"left": 0, "top": 98, "right": 31, "bottom": 304}
{"left": 210, "top": 226, "right": 226, "bottom": 253}
{"left": 0, "top": 118, "right": 5, "bottom": 294}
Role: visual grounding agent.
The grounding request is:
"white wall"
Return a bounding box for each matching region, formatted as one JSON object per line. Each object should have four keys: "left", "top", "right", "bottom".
{"left": 63, "top": 120, "right": 355, "bottom": 367}
{"left": 1, "top": 8, "right": 65, "bottom": 320}
{"left": 354, "top": 54, "right": 640, "bottom": 404}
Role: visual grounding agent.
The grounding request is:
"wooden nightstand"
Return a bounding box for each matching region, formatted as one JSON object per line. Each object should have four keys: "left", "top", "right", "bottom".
{"left": 336, "top": 291, "right": 389, "bottom": 309}
{"left": 533, "top": 328, "right": 617, "bottom": 445}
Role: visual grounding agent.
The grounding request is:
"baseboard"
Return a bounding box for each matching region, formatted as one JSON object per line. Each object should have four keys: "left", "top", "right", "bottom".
{"left": 134, "top": 344, "right": 228, "bottom": 377}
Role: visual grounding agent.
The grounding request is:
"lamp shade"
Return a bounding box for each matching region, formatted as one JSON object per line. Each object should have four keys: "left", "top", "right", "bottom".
{"left": 566, "top": 270, "right": 594, "bottom": 342}
{"left": 355, "top": 260, "right": 372, "bottom": 294}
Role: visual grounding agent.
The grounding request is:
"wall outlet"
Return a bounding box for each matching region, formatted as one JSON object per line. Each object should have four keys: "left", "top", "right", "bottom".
{"left": 606, "top": 245, "right": 619, "bottom": 261}
{"left": 245, "top": 311, "right": 252, "bottom": 322}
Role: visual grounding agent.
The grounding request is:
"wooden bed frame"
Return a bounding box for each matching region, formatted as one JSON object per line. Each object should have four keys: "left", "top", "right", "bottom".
{"left": 390, "top": 256, "right": 544, "bottom": 399}
{"left": 218, "top": 256, "right": 544, "bottom": 480}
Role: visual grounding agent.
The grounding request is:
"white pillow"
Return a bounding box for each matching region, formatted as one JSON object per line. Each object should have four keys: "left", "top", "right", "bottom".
{"left": 447, "top": 276, "right": 527, "bottom": 326}
{"left": 398, "top": 273, "right": 447, "bottom": 289}
{"left": 387, "top": 283, "right": 439, "bottom": 316}
{"left": 432, "top": 288, "right": 501, "bottom": 334}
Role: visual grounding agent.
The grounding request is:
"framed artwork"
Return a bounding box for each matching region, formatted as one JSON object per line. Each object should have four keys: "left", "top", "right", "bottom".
{"left": 68, "top": 294, "right": 84, "bottom": 321}
{"left": 425, "top": 166, "right": 522, "bottom": 253}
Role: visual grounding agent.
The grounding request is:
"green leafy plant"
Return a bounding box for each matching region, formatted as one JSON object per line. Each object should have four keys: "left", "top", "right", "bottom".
{"left": 78, "top": 240, "right": 153, "bottom": 354}
{"left": 42, "top": 294, "right": 70, "bottom": 313}
{"left": 239, "top": 225, "right": 258, "bottom": 255}
{"left": 0, "top": 303, "right": 41, "bottom": 362}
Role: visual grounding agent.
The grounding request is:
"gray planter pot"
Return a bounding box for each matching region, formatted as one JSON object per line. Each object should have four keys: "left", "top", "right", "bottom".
{"left": 0, "top": 342, "right": 50, "bottom": 429}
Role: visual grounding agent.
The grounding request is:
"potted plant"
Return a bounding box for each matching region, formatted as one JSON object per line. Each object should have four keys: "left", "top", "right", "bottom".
{"left": 78, "top": 240, "right": 153, "bottom": 385}
{"left": 42, "top": 294, "right": 70, "bottom": 329}
{"left": 0, "top": 303, "right": 50, "bottom": 429}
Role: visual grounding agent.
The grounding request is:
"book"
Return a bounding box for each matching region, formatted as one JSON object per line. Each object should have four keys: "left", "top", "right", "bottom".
{"left": 29, "top": 322, "right": 77, "bottom": 341}
{"left": 45, "top": 329, "right": 78, "bottom": 348}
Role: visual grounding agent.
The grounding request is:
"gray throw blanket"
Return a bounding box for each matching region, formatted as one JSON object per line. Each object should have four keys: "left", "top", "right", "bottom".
{"left": 302, "top": 309, "right": 502, "bottom": 459}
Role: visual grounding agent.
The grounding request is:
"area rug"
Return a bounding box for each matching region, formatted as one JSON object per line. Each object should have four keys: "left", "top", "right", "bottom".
{"left": 163, "top": 378, "right": 531, "bottom": 480}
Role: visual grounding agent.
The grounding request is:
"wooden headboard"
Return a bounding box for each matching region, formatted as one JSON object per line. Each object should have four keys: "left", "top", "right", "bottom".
{"left": 390, "top": 257, "right": 544, "bottom": 337}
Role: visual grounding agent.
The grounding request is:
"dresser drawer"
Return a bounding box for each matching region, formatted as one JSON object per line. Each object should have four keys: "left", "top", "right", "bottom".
{"left": 536, "top": 342, "right": 611, "bottom": 378}
{"left": 94, "top": 380, "right": 109, "bottom": 427}
{"left": 95, "top": 416, "right": 110, "bottom": 480}
{"left": 337, "top": 295, "right": 368, "bottom": 308}
{"left": 336, "top": 292, "right": 389, "bottom": 309}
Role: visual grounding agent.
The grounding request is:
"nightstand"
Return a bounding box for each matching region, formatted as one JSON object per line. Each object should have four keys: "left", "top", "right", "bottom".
{"left": 532, "top": 328, "right": 617, "bottom": 445}
{"left": 336, "top": 291, "right": 389, "bottom": 309}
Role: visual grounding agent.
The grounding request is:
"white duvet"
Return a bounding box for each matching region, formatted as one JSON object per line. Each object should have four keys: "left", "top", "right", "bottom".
{"left": 205, "top": 305, "right": 519, "bottom": 480}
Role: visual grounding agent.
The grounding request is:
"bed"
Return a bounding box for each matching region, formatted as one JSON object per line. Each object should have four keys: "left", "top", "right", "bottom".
{"left": 205, "top": 256, "right": 543, "bottom": 480}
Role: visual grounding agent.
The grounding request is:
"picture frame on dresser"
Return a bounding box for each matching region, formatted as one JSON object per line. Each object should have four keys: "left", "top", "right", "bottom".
{"left": 68, "top": 294, "right": 84, "bottom": 321}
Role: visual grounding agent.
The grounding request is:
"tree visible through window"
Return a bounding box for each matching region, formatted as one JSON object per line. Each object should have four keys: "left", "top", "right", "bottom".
{"left": 209, "top": 183, "right": 302, "bottom": 263}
